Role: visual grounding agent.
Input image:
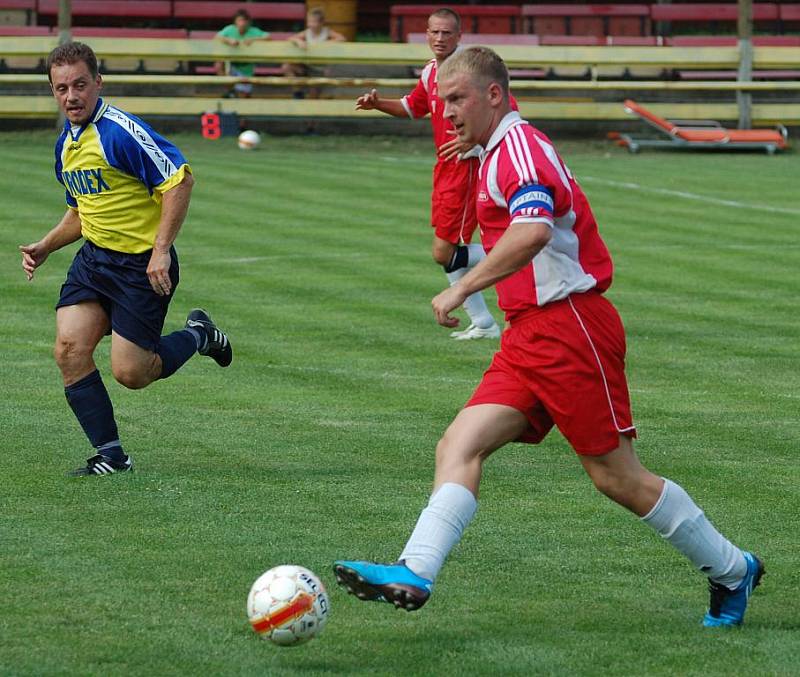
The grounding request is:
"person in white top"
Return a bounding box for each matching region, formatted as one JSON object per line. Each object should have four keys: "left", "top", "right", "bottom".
{"left": 282, "top": 6, "right": 346, "bottom": 95}
{"left": 291, "top": 6, "right": 347, "bottom": 48}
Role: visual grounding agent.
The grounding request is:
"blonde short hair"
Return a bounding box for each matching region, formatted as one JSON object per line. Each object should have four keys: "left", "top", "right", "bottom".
{"left": 308, "top": 7, "right": 325, "bottom": 22}
{"left": 429, "top": 7, "right": 461, "bottom": 31}
{"left": 438, "top": 46, "right": 510, "bottom": 99}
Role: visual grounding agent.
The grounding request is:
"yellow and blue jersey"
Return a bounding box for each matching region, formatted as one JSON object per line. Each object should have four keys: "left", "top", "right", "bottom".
{"left": 54, "top": 98, "right": 191, "bottom": 254}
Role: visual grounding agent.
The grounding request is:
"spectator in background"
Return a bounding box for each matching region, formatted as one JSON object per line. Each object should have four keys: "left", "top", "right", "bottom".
{"left": 282, "top": 6, "right": 346, "bottom": 100}
{"left": 215, "top": 9, "right": 271, "bottom": 98}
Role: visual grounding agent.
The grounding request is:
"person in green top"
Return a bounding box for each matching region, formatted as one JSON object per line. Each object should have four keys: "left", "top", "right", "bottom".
{"left": 215, "top": 10, "right": 271, "bottom": 97}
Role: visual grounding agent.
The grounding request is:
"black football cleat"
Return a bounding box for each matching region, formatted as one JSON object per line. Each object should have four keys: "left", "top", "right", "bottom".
{"left": 68, "top": 453, "right": 133, "bottom": 477}
{"left": 186, "top": 308, "right": 233, "bottom": 367}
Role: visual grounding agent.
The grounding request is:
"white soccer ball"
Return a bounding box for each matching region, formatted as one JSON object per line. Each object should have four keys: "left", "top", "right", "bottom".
{"left": 247, "top": 565, "right": 330, "bottom": 646}
{"left": 238, "top": 129, "right": 261, "bottom": 150}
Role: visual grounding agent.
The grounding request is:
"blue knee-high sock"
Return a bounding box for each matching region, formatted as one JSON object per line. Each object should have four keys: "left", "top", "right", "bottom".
{"left": 65, "top": 369, "right": 124, "bottom": 460}
{"left": 156, "top": 328, "right": 200, "bottom": 380}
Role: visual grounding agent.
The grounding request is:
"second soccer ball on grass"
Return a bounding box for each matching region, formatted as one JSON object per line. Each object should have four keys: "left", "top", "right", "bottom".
{"left": 238, "top": 130, "right": 261, "bottom": 150}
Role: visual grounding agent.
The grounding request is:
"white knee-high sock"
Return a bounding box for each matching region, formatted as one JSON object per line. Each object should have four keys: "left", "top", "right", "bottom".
{"left": 464, "top": 243, "right": 486, "bottom": 268}
{"left": 642, "top": 478, "right": 747, "bottom": 589}
{"left": 444, "top": 245, "right": 495, "bottom": 329}
{"left": 399, "top": 482, "right": 478, "bottom": 582}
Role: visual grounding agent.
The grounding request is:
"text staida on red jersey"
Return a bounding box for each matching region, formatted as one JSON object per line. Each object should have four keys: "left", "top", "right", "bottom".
{"left": 478, "top": 112, "right": 614, "bottom": 320}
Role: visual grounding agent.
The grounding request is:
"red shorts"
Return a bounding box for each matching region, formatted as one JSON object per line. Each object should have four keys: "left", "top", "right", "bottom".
{"left": 431, "top": 157, "right": 479, "bottom": 245}
{"left": 465, "top": 291, "right": 636, "bottom": 456}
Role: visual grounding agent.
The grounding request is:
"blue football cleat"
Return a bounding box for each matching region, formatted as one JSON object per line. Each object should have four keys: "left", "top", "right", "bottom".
{"left": 333, "top": 560, "right": 433, "bottom": 611}
{"left": 703, "top": 552, "right": 764, "bottom": 627}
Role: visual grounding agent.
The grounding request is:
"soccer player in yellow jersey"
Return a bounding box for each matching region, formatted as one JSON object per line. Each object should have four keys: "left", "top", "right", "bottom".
{"left": 20, "top": 42, "right": 233, "bottom": 476}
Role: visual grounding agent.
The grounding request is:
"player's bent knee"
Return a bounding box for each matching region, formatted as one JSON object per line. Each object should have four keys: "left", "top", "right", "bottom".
{"left": 54, "top": 336, "right": 92, "bottom": 370}
{"left": 432, "top": 249, "right": 451, "bottom": 267}
{"left": 111, "top": 363, "right": 154, "bottom": 390}
{"left": 589, "top": 472, "right": 622, "bottom": 501}
{"left": 432, "top": 240, "right": 457, "bottom": 268}
{"left": 588, "top": 466, "right": 643, "bottom": 506}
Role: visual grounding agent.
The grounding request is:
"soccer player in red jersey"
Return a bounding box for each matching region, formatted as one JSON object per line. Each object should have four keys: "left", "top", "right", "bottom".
{"left": 336, "top": 47, "right": 763, "bottom": 628}
{"left": 355, "top": 8, "right": 500, "bottom": 340}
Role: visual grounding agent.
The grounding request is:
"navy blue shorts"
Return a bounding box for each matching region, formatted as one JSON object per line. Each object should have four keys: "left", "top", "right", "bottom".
{"left": 56, "top": 240, "right": 179, "bottom": 352}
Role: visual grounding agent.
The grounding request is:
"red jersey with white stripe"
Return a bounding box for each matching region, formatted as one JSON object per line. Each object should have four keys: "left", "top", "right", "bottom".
{"left": 402, "top": 56, "right": 479, "bottom": 242}
{"left": 402, "top": 56, "right": 520, "bottom": 160}
{"left": 478, "top": 112, "right": 614, "bottom": 319}
{"left": 402, "top": 58, "right": 452, "bottom": 153}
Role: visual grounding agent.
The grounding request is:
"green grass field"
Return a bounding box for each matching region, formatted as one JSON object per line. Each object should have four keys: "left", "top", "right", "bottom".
{"left": 1, "top": 130, "right": 798, "bottom": 676}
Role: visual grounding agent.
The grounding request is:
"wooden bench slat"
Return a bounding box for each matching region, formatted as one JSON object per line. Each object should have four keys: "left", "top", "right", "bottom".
{"left": 1, "top": 36, "right": 796, "bottom": 69}
{"left": 37, "top": 0, "right": 172, "bottom": 18}
{"left": 651, "top": 3, "right": 779, "bottom": 21}
{"left": 172, "top": 1, "right": 305, "bottom": 21}
{"left": 2, "top": 95, "right": 798, "bottom": 124}
{"left": 522, "top": 4, "right": 649, "bottom": 17}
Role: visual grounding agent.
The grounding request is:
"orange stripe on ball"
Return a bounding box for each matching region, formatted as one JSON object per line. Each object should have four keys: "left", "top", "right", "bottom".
{"left": 251, "top": 592, "right": 315, "bottom": 634}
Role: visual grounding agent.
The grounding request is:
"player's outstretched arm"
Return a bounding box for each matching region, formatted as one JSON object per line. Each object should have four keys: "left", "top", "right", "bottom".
{"left": 19, "top": 208, "right": 82, "bottom": 281}
{"left": 431, "top": 221, "right": 552, "bottom": 327}
{"left": 147, "top": 172, "right": 194, "bottom": 297}
{"left": 355, "top": 89, "right": 407, "bottom": 117}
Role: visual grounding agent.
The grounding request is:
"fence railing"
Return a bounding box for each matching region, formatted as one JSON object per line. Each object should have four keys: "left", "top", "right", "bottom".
{"left": 2, "top": 38, "right": 798, "bottom": 123}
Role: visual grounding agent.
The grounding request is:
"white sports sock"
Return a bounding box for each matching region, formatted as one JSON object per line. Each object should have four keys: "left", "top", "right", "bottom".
{"left": 464, "top": 243, "right": 486, "bottom": 268}
{"left": 444, "top": 266, "right": 495, "bottom": 330}
{"left": 642, "top": 478, "right": 747, "bottom": 589}
{"left": 462, "top": 292, "right": 495, "bottom": 330}
{"left": 399, "top": 482, "right": 478, "bottom": 582}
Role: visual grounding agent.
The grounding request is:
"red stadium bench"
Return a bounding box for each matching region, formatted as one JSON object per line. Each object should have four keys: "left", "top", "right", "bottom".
{"left": 539, "top": 34, "right": 605, "bottom": 46}
{"left": 0, "top": 0, "right": 35, "bottom": 23}
{"left": 188, "top": 29, "right": 293, "bottom": 40}
{"left": 189, "top": 30, "right": 220, "bottom": 40}
{"left": 669, "top": 35, "right": 800, "bottom": 47}
{"left": 173, "top": 2, "right": 304, "bottom": 22}
{"left": 37, "top": 0, "right": 172, "bottom": 19}
{"left": 606, "top": 35, "right": 664, "bottom": 46}
{"left": 617, "top": 98, "right": 788, "bottom": 154}
{"left": 651, "top": 3, "right": 779, "bottom": 34}
{"left": 390, "top": 4, "right": 521, "bottom": 42}
{"left": 0, "top": 0, "right": 34, "bottom": 10}
{"left": 0, "top": 24, "right": 49, "bottom": 35}
{"left": 407, "top": 32, "right": 540, "bottom": 46}
{"left": 522, "top": 5, "right": 650, "bottom": 38}
{"left": 72, "top": 27, "right": 188, "bottom": 39}
{"left": 780, "top": 4, "right": 800, "bottom": 21}
{"left": 406, "top": 32, "right": 545, "bottom": 78}
{"left": 779, "top": 4, "right": 800, "bottom": 30}
{"left": 541, "top": 34, "right": 666, "bottom": 46}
